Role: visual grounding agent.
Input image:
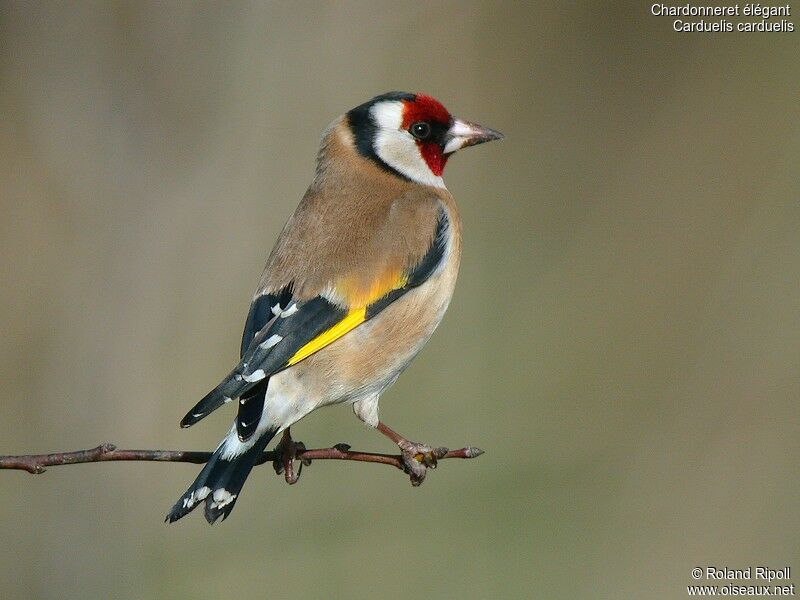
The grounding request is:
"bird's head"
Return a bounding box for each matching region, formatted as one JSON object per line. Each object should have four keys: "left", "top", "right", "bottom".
{"left": 346, "top": 92, "right": 503, "bottom": 187}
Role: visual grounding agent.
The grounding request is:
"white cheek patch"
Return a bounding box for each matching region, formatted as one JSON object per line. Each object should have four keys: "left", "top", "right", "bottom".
{"left": 370, "top": 102, "right": 445, "bottom": 189}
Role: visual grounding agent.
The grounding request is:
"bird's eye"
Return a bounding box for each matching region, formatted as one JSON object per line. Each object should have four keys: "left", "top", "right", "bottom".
{"left": 409, "top": 121, "right": 432, "bottom": 140}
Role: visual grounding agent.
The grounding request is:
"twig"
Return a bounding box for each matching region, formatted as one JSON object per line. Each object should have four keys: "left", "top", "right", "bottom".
{"left": 0, "top": 442, "right": 485, "bottom": 478}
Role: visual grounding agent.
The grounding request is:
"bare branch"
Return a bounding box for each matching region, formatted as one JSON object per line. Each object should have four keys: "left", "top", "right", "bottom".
{"left": 0, "top": 442, "right": 485, "bottom": 482}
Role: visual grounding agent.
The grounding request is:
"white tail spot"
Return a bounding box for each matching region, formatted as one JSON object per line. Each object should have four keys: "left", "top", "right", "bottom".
{"left": 211, "top": 488, "right": 237, "bottom": 509}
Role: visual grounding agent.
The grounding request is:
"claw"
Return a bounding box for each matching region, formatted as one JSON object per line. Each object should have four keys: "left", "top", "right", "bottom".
{"left": 398, "top": 441, "right": 449, "bottom": 486}
{"left": 271, "top": 430, "right": 307, "bottom": 485}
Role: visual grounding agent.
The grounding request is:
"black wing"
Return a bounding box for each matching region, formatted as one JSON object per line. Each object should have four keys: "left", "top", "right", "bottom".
{"left": 180, "top": 294, "right": 348, "bottom": 428}
{"left": 179, "top": 206, "right": 449, "bottom": 429}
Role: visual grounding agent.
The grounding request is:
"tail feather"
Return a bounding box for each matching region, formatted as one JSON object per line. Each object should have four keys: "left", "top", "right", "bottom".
{"left": 166, "top": 428, "right": 276, "bottom": 524}
{"left": 236, "top": 382, "right": 267, "bottom": 441}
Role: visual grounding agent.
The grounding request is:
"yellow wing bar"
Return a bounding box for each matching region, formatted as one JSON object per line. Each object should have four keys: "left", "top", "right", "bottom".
{"left": 286, "top": 307, "right": 367, "bottom": 367}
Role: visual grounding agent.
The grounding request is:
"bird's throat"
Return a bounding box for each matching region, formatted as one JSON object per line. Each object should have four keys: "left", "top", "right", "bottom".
{"left": 419, "top": 142, "right": 448, "bottom": 177}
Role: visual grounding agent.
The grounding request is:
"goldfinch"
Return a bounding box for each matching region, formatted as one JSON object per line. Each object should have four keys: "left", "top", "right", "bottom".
{"left": 167, "top": 92, "right": 502, "bottom": 523}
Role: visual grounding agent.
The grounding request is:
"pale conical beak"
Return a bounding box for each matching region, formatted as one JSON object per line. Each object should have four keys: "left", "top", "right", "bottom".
{"left": 443, "top": 118, "right": 504, "bottom": 155}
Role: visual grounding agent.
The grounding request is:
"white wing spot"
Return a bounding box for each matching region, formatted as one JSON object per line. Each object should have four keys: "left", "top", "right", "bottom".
{"left": 243, "top": 369, "right": 265, "bottom": 383}
{"left": 259, "top": 334, "right": 283, "bottom": 350}
{"left": 280, "top": 303, "right": 298, "bottom": 318}
{"left": 223, "top": 396, "right": 233, "bottom": 403}
{"left": 271, "top": 303, "right": 282, "bottom": 316}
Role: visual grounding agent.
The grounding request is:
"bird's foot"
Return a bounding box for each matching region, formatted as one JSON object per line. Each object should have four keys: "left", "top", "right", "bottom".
{"left": 398, "top": 440, "right": 449, "bottom": 486}
{"left": 272, "top": 429, "right": 309, "bottom": 485}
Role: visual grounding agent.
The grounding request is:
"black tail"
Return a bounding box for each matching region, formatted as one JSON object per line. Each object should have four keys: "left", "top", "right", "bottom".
{"left": 166, "top": 428, "right": 277, "bottom": 524}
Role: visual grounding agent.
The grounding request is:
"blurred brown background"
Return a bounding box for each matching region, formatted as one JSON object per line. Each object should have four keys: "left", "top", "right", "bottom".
{"left": 1, "top": 2, "right": 798, "bottom": 599}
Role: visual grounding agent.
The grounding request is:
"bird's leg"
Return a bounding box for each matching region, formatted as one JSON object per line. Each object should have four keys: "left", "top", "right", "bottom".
{"left": 272, "top": 428, "right": 308, "bottom": 485}
{"left": 376, "top": 421, "right": 448, "bottom": 486}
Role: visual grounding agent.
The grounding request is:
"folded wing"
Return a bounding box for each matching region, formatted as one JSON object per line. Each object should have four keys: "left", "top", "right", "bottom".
{"left": 180, "top": 204, "right": 449, "bottom": 429}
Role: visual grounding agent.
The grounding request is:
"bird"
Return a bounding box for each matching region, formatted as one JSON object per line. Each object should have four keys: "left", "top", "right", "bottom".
{"left": 166, "top": 91, "right": 503, "bottom": 524}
